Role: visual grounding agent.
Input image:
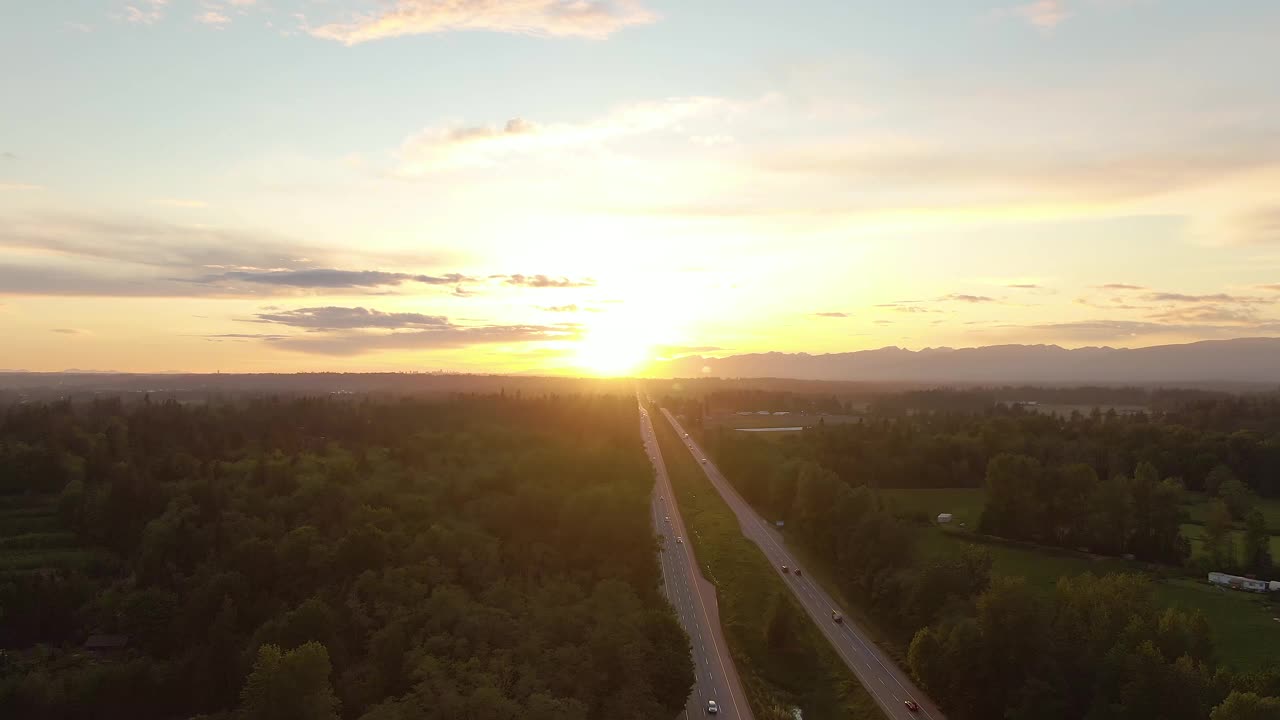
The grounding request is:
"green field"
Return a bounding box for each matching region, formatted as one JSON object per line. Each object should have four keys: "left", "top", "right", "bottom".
{"left": 654, "top": 414, "right": 885, "bottom": 720}
{"left": 0, "top": 495, "right": 94, "bottom": 573}
{"left": 882, "top": 488, "right": 1280, "bottom": 671}
{"left": 881, "top": 488, "right": 985, "bottom": 526}
{"left": 1181, "top": 522, "right": 1280, "bottom": 563}
{"left": 1183, "top": 492, "right": 1280, "bottom": 533}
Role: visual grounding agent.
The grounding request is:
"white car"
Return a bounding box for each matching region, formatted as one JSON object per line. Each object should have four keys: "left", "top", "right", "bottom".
{"left": 706, "top": 700, "right": 719, "bottom": 714}
{"left": 676, "top": 536, "right": 684, "bottom": 544}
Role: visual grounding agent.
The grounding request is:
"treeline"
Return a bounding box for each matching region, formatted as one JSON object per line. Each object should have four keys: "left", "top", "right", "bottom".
{"left": 703, "top": 422, "right": 1280, "bottom": 719}
{"left": 979, "top": 456, "right": 1190, "bottom": 563}
{"left": 910, "top": 572, "right": 1280, "bottom": 720}
{"left": 978, "top": 454, "right": 1276, "bottom": 573}
{"left": 0, "top": 394, "right": 692, "bottom": 719}
{"left": 738, "top": 401, "right": 1280, "bottom": 497}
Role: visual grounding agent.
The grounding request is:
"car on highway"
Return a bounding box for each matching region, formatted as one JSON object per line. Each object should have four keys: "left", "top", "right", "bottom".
{"left": 831, "top": 610, "right": 843, "bottom": 623}
{"left": 781, "top": 565, "right": 789, "bottom": 574}
{"left": 904, "top": 700, "right": 920, "bottom": 712}
{"left": 676, "top": 536, "right": 684, "bottom": 543}
{"left": 794, "top": 568, "right": 802, "bottom": 576}
{"left": 706, "top": 700, "right": 719, "bottom": 714}
{"left": 701, "top": 458, "right": 708, "bottom": 463}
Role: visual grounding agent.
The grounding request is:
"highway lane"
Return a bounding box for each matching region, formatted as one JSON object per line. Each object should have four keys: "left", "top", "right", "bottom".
{"left": 640, "top": 403, "right": 754, "bottom": 720}
{"left": 660, "top": 408, "right": 946, "bottom": 720}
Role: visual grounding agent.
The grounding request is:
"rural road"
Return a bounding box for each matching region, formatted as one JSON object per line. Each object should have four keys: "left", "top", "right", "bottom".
{"left": 660, "top": 407, "right": 947, "bottom": 720}
{"left": 640, "top": 402, "right": 754, "bottom": 720}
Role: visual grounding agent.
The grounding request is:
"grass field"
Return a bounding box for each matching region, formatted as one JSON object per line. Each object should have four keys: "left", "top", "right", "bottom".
{"left": 1180, "top": 522, "right": 1280, "bottom": 564}
{"left": 881, "top": 488, "right": 985, "bottom": 526}
{"left": 0, "top": 495, "right": 95, "bottom": 573}
{"left": 882, "top": 487, "right": 1280, "bottom": 671}
{"left": 654, "top": 414, "right": 885, "bottom": 720}
{"left": 1183, "top": 492, "right": 1280, "bottom": 533}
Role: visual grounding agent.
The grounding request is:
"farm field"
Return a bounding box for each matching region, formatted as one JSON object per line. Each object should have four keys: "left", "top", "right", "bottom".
{"left": 886, "top": 488, "right": 1280, "bottom": 670}
{"left": 0, "top": 495, "right": 100, "bottom": 572}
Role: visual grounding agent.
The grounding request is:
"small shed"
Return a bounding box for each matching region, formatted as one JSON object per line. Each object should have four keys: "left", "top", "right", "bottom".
{"left": 937, "top": 513, "right": 953, "bottom": 524}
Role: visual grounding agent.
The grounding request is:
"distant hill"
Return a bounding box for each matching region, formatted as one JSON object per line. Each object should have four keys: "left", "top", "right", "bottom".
{"left": 649, "top": 337, "right": 1280, "bottom": 384}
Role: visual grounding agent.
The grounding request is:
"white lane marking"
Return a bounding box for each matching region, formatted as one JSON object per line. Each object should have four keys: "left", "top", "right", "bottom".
{"left": 664, "top": 409, "right": 939, "bottom": 720}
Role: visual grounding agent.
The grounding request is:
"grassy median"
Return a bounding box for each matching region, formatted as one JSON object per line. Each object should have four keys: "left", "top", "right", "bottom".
{"left": 653, "top": 410, "right": 885, "bottom": 720}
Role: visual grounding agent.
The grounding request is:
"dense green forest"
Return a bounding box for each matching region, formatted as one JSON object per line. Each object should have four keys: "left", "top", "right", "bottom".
{"left": 0, "top": 394, "right": 692, "bottom": 719}
{"left": 691, "top": 392, "right": 1280, "bottom": 719}
{"left": 690, "top": 394, "right": 1280, "bottom": 497}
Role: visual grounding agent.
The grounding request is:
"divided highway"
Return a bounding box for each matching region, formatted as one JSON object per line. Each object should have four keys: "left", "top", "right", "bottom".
{"left": 660, "top": 408, "right": 947, "bottom": 720}
{"left": 640, "top": 403, "right": 754, "bottom": 720}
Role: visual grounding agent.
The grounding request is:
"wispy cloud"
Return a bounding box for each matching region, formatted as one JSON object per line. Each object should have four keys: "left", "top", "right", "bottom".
{"left": 1006, "top": 283, "right": 1041, "bottom": 290}
{"left": 196, "top": 10, "right": 231, "bottom": 27}
{"left": 1143, "top": 292, "right": 1251, "bottom": 303}
{"left": 502, "top": 274, "right": 595, "bottom": 288}
{"left": 308, "top": 0, "right": 657, "bottom": 45}
{"left": 51, "top": 328, "right": 88, "bottom": 335}
{"left": 250, "top": 306, "right": 450, "bottom": 330}
{"left": 1007, "top": 0, "right": 1070, "bottom": 28}
{"left": 124, "top": 0, "right": 169, "bottom": 25}
{"left": 200, "top": 269, "right": 474, "bottom": 290}
{"left": 943, "top": 293, "right": 997, "bottom": 303}
{"left": 539, "top": 304, "right": 601, "bottom": 313}
{"left": 812, "top": 311, "right": 849, "bottom": 318}
{"left": 397, "top": 97, "right": 723, "bottom": 174}
{"left": 1223, "top": 206, "right": 1280, "bottom": 245}
{"left": 1098, "top": 283, "right": 1145, "bottom": 290}
{"left": 269, "top": 324, "right": 579, "bottom": 355}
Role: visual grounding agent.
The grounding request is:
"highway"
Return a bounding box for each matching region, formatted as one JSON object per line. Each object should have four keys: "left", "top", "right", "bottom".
{"left": 640, "top": 403, "right": 754, "bottom": 720}
{"left": 660, "top": 407, "right": 947, "bottom": 720}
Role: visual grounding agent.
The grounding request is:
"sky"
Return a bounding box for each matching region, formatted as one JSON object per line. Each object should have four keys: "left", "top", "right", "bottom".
{"left": 2, "top": 0, "right": 1280, "bottom": 376}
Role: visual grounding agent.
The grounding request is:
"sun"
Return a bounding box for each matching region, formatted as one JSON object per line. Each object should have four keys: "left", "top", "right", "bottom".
{"left": 573, "top": 321, "right": 655, "bottom": 377}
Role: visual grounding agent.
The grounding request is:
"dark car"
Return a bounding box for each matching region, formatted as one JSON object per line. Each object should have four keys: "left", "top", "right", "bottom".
{"left": 904, "top": 700, "right": 920, "bottom": 712}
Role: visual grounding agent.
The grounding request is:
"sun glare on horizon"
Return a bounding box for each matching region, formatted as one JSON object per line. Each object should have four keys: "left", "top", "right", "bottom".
{"left": 572, "top": 327, "right": 653, "bottom": 377}
{"left": 570, "top": 308, "right": 664, "bottom": 377}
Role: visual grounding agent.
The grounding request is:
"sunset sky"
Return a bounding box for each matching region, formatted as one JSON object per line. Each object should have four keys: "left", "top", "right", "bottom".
{"left": 3, "top": 0, "right": 1280, "bottom": 375}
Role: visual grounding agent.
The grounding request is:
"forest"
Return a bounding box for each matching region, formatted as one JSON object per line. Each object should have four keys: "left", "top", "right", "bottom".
{"left": 0, "top": 393, "right": 692, "bottom": 719}
{"left": 694, "top": 391, "right": 1280, "bottom": 719}
{"left": 697, "top": 393, "right": 1280, "bottom": 497}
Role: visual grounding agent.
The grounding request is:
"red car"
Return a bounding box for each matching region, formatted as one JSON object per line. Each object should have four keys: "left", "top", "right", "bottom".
{"left": 904, "top": 700, "right": 920, "bottom": 712}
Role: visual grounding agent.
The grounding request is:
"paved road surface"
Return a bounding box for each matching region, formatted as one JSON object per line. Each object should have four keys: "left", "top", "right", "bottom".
{"left": 640, "top": 403, "right": 754, "bottom": 720}
{"left": 661, "top": 408, "right": 947, "bottom": 720}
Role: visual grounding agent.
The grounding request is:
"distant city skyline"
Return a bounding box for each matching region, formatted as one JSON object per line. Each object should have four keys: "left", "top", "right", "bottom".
{"left": 3, "top": 1, "right": 1280, "bottom": 375}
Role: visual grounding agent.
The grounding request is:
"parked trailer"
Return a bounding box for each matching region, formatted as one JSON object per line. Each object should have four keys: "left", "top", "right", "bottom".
{"left": 1208, "top": 572, "right": 1271, "bottom": 594}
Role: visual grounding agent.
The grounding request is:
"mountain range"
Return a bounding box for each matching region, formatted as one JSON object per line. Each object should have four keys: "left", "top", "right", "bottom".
{"left": 649, "top": 337, "right": 1280, "bottom": 384}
